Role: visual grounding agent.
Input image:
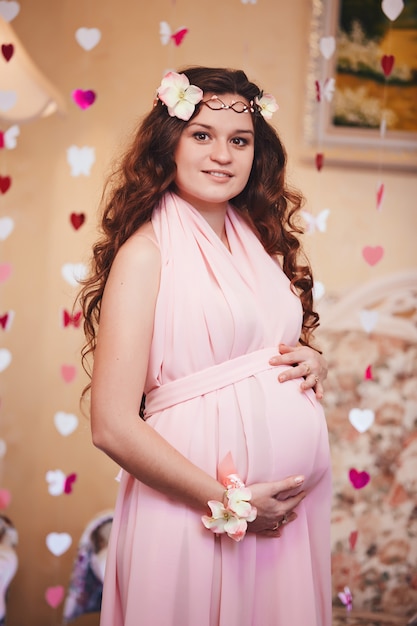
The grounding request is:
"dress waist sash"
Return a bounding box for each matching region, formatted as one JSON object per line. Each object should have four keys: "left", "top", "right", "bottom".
{"left": 144, "top": 347, "right": 277, "bottom": 417}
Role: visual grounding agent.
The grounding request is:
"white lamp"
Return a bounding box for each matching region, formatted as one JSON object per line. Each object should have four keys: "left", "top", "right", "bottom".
{"left": 0, "top": 15, "right": 66, "bottom": 123}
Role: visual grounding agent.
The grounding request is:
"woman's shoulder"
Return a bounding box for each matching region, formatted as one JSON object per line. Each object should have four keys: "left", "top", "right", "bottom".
{"left": 116, "top": 221, "right": 160, "bottom": 271}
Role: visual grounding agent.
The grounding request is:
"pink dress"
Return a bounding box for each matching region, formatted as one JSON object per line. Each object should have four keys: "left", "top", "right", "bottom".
{"left": 100, "top": 192, "right": 332, "bottom": 626}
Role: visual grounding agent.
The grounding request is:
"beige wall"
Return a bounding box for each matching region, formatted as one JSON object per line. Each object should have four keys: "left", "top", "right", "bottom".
{"left": 0, "top": 0, "right": 416, "bottom": 623}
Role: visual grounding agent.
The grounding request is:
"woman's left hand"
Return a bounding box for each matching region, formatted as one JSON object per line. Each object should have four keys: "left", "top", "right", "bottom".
{"left": 269, "top": 343, "right": 328, "bottom": 400}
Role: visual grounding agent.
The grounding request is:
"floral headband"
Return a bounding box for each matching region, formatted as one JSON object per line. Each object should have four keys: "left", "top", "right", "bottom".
{"left": 156, "top": 71, "right": 279, "bottom": 122}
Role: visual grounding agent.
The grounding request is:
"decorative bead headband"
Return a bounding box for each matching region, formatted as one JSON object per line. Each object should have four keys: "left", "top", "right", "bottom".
{"left": 156, "top": 71, "right": 279, "bottom": 122}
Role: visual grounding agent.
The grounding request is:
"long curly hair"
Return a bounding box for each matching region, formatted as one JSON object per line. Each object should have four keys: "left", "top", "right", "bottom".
{"left": 79, "top": 66, "right": 319, "bottom": 389}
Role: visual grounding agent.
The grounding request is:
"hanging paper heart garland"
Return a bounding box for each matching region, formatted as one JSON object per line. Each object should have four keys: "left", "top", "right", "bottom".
{"left": 67, "top": 145, "right": 95, "bottom": 176}
{"left": 349, "top": 468, "right": 371, "bottom": 489}
{"left": 45, "top": 586, "right": 65, "bottom": 609}
{"left": 159, "top": 21, "right": 189, "bottom": 46}
{"left": 75, "top": 27, "right": 102, "bottom": 51}
{"left": 0, "top": 0, "right": 20, "bottom": 22}
{"left": 1, "top": 43, "right": 13, "bottom": 62}
{"left": 72, "top": 88, "right": 96, "bottom": 110}
{"left": 60, "top": 364, "right": 77, "bottom": 383}
{"left": 53, "top": 412, "right": 79, "bottom": 437}
{"left": 46, "top": 532, "right": 72, "bottom": 557}
{"left": 381, "top": 0, "right": 404, "bottom": 21}
{"left": 349, "top": 408, "right": 375, "bottom": 433}
{"left": 70, "top": 212, "right": 86, "bottom": 230}
{"left": 0, "top": 90, "right": 17, "bottom": 111}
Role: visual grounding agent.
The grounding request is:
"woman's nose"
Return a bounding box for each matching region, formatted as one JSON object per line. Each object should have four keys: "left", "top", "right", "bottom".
{"left": 210, "top": 140, "right": 232, "bottom": 163}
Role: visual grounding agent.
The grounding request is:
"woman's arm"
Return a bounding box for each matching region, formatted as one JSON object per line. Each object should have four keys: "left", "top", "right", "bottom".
{"left": 90, "top": 228, "right": 228, "bottom": 511}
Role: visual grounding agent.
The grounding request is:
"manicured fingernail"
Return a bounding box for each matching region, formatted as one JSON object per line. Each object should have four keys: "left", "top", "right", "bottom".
{"left": 295, "top": 476, "right": 304, "bottom": 484}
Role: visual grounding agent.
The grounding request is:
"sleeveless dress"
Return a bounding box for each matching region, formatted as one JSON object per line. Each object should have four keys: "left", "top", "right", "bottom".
{"left": 100, "top": 192, "right": 332, "bottom": 626}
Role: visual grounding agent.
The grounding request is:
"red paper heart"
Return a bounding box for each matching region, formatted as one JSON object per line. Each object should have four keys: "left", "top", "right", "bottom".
{"left": 64, "top": 473, "right": 77, "bottom": 494}
{"left": 62, "top": 309, "right": 82, "bottom": 328}
{"left": 315, "top": 153, "right": 324, "bottom": 171}
{"left": 381, "top": 54, "right": 395, "bottom": 77}
{"left": 362, "top": 245, "right": 384, "bottom": 266}
{"left": 72, "top": 89, "right": 96, "bottom": 110}
{"left": 0, "top": 176, "right": 11, "bottom": 194}
{"left": 0, "top": 488, "right": 11, "bottom": 508}
{"left": 1, "top": 44, "right": 13, "bottom": 62}
{"left": 70, "top": 212, "right": 86, "bottom": 230}
{"left": 376, "top": 182, "right": 385, "bottom": 211}
{"left": 45, "top": 585, "right": 65, "bottom": 608}
{"left": 349, "top": 530, "right": 358, "bottom": 550}
{"left": 61, "top": 364, "right": 76, "bottom": 383}
{"left": 171, "top": 28, "right": 188, "bottom": 46}
{"left": 0, "top": 313, "right": 9, "bottom": 329}
{"left": 349, "top": 468, "right": 370, "bottom": 489}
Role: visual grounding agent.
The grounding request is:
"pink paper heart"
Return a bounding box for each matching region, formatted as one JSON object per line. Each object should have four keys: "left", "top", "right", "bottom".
{"left": 1, "top": 44, "right": 13, "bottom": 62}
{"left": 171, "top": 28, "right": 188, "bottom": 46}
{"left": 0, "top": 263, "right": 12, "bottom": 283}
{"left": 364, "top": 365, "right": 373, "bottom": 380}
{"left": 349, "top": 530, "right": 358, "bottom": 550}
{"left": 0, "top": 488, "right": 11, "bottom": 508}
{"left": 64, "top": 473, "right": 77, "bottom": 494}
{"left": 72, "top": 89, "right": 96, "bottom": 110}
{"left": 45, "top": 585, "right": 65, "bottom": 608}
{"left": 61, "top": 364, "right": 76, "bottom": 383}
{"left": 381, "top": 54, "right": 395, "bottom": 77}
{"left": 362, "top": 245, "right": 384, "bottom": 266}
{"left": 349, "top": 468, "right": 370, "bottom": 489}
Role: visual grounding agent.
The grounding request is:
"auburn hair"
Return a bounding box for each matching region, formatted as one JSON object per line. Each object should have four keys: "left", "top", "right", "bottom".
{"left": 78, "top": 66, "right": 319, "bottom": 388}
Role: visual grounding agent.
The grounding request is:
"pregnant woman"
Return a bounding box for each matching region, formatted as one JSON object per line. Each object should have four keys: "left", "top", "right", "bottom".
{"left": 79, "top": 66, "right": 332, "bottom": 626}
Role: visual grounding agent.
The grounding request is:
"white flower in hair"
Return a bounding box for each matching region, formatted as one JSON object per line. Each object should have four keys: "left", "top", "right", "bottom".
{"left": 255, "top": 92, "right": 279, "bottom": 119}
{"left": 157, "top": 72, "right": 203, "bottom": 121}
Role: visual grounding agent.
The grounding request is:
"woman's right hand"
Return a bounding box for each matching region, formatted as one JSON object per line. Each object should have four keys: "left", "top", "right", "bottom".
{"left": 247, "top": 475, "right": 306, "bottom": 537}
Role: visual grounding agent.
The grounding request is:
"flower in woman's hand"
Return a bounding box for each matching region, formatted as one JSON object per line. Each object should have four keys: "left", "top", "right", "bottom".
{"left": 255, "top": 92, "right": 279, "bottom": 119}
{"left": 157, "top": 72, "right": 203, "bottom": 121}
{"left": 227, "top": 487, "right": 257, "bottom": 520}
{"left": 202, "top": 500, "right": 249, "bottom": 542}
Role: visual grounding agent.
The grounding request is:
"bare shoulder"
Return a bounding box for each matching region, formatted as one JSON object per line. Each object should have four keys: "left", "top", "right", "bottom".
{"left": 115, "top": 221, "right": 160, "bottom": 272}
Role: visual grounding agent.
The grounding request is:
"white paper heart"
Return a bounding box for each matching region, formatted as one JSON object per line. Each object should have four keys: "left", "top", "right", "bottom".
{"left": 54, "top": 411, "right": 79, "bottom": 436}
{"left": 46, "top": 532, "right": 72, "bottom": 556}
{"left": 313, "top": 280, "right": 325, "bottom": 300}
{"left": 381, "top": 0, "right": 404, "bottom": 21}
{"left": 360, "top": 309, "right": 379, "bottom": 333}
{"left": 0, "top": 0, "right": 20, "bottom": 22}
{"left": 349, "top": 408, "right": 375, "bottom": 433}
{"left": 75, "top": 27, "right": 102, "bottom": 51}
{"left": 0, "top": 90, "right": 17, "bottom": 112}
{"left": 0, "top": 349, "right": 12, "bottom": 372}
{"left": 61, "top": 263, "right": 88, "bottom": 287}
{"left": 319, "top": 36, "right": 336, "bottom": 59}
{"left": 67, "top": 145, "right": 96, "bottom": 176}
{"left": 0, "top": 439, "right": 7, "bottom": 458}
{"left": 45, "top": 470, "right": 66, "bottom": 496}
{"left": 4, "top": 124, "right": 19, "bottom": 149}
{"left": 0, "top": 217, "right": 14, "bottom": 241}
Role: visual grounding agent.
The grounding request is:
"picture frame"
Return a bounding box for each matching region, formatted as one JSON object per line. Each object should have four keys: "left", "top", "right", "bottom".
{"left": 304, "top": 0, "right": 417, "bottom": 171}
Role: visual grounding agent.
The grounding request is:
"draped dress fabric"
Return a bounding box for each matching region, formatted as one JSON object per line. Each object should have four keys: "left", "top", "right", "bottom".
{"left": 100, "top": 192, "right": 332, "bottom": 626}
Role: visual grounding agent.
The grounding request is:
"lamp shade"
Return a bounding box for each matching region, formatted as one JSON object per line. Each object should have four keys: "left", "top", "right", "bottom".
{"left": 0, "top": 16, "right": 66, "bottom": 123}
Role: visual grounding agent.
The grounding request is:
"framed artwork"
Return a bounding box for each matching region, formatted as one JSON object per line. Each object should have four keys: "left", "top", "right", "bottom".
{"left": 304, "top": 0, "right": 417, "bottom": 170}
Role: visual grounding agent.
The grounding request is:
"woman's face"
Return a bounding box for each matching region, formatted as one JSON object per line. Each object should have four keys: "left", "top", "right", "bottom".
{"left": 173, "top": 93, "right": 255, "bottom": 213}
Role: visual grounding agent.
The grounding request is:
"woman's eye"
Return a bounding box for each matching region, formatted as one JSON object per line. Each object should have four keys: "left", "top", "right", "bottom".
{"left": 193, "top": 132, "right": 209, "bottom": 141}
{"left": 231, "top": 137, "right": 248, "bottom": 146}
